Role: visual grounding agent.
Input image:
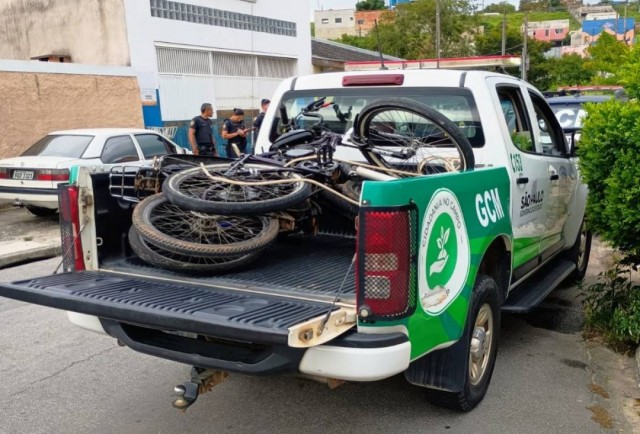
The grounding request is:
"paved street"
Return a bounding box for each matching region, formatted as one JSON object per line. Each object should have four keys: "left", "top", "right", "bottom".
{"left": 1, "top": 255, "right": 638, "bottom": 433}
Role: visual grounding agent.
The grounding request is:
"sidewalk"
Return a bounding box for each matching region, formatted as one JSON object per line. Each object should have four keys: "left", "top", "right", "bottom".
{"left": 0, "top": 207, "right": 61, "bottom": 268}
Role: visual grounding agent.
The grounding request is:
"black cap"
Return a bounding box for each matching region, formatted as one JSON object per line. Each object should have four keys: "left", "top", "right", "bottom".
{"left": 261, "top": 98, "right": 271, "bottom": 105}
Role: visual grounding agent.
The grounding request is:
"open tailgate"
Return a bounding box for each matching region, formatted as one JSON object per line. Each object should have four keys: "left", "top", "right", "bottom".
{"left": 0, "top": 271, "right": 354, "bottom": 347}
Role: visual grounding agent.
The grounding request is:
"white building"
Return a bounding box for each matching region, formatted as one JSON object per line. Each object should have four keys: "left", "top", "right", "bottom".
{"left": 0, "top": 0, "right": 311, "bottom": 131}
{"left": 314, "top": 9, "right": 356, "bottom": 40}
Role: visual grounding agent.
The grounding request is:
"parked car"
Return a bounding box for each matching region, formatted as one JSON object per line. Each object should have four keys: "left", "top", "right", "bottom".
{"left": 0, "top": 129, "right": 187, "bottom": 216}
{"left": 545, "top": 94, "right": 612, "bottom": 148}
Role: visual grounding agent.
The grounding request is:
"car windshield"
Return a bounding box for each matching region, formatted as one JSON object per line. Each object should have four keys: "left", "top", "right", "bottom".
{"left": 273, "top": 87, "right": 485, "bottom": 147}
{"left": 21, "top": 135, "right": 94, "bottom": 158}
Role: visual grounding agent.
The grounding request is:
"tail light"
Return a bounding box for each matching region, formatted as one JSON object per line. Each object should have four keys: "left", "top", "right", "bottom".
{"left": 37, "top": 169, "right": 69, "bottom": 181}
{"left": 58, "top": 184, "right": 85, "bottom": 271}
{"left": 356, "top": 205, "right": 417, "bottom": 321}
{"left": 0, "top": 168, "right": 8, "bottom": 179}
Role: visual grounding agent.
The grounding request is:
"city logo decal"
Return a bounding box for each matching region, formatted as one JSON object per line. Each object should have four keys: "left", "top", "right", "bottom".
{"left": 520, "top": 180, "right": 544, "bottom": 218}
{"left": 476, "top": 187, "right": 505, "bottom": 227}
{"left": 418, "top": 188, "right": 470, "bottom": 315}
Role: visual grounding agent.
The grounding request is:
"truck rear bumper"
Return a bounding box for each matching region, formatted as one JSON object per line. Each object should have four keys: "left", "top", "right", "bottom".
{"left": 300, "top": 340, "right": 411, "bottom": 381}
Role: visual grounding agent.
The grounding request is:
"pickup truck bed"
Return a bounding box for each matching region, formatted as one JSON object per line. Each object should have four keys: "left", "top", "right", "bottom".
{"left": 102, "top": 234, "right": 356, "bottom": 303}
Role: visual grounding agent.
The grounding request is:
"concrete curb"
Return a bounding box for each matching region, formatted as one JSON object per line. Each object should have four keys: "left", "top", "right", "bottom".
{"left": 636, "top": 346, "right": 640, "bottom": 387}
{"left": 0, "top": 244, "right": 62, "bottom": 269}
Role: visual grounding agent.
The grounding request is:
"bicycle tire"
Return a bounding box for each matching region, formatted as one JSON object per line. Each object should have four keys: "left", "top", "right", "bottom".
{"left": 132, "top": 193, "right": 279, "bottom": 257}
{"left": 128, "top": 226, "right": 260, "bottom": 273}
{"left": 163, "top": 163, "right": 312, "bottom": 215}
{"left": 352, "top": 98, "right": 475, "bottom": 175}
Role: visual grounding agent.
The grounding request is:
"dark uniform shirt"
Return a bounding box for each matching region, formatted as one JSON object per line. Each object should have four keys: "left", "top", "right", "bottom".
{"left": 190, "top": 116, "right": 215, "bottom": 155}
{"left": 224, "top": 118, "right": 247, "bottom": 157}
{"left": 253, "top": 112, "right": 266, "bottom": 132}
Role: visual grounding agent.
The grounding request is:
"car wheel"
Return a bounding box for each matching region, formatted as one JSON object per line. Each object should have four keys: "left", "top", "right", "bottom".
{"left": 424, "top": 274, "right": 501, "bottom": 412}
{"left": 26, "top": 206, "right": 58, "bottom": 217}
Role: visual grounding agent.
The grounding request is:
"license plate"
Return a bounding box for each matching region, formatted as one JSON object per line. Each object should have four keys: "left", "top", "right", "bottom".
{"left": 12, "top": 170, "right": 35, "bottom": 180}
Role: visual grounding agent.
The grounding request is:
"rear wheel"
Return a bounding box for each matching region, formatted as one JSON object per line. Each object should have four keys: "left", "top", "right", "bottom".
{"left": 26, "top": 206, "right": 57, "bottom": 217}
{"left": 163, "top": 163, "right": 312, "bottom": 215}
{"left": 424, "top": 274, "right": 500, "bottom": 412}
{"left": 352, "top": 98, "right": 475, "bottom": 176}
{"left": 132, "top": 194, "right": 279, "bottom": 257}
{"left": 128, "top": 226, "right": 259, "bottom": 273}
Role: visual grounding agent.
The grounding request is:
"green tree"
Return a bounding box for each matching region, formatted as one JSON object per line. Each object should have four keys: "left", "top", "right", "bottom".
{"left": 585, "top": 32, "right": 630, "bottom": 84}
{"left": 546, "top": 53, "right": 594, "bottom": 88}
{"left": 356, "top": 0, "right": 386, "bottom": 10}
{"left": 482, "top": 2, "right": 516, "bottom": 14}
{"left": 474, "top": 25, "right": 522, "bottom": 56}
{"left": 523, "top": 38, "right": 553, "bottom": 90}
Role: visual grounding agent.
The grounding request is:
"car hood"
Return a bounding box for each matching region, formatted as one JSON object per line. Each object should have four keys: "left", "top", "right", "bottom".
{"left": 0, "top": 156, "right": 82, "bottom": 169}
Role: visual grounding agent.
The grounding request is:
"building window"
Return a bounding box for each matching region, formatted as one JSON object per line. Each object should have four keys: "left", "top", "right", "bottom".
{"left": 149, "top": 0, "right": 297, "bottom": 37}
{"left": 156, "top": 46, "right": 297, "bottom": 79}
{"left": 321, "top": 18, "right": 329, "bottom": 24}
{"left": 335, "top": 17, "right": 342, "bottom": 24}
{"left": 357, "top": 19, "right": 365, "bottom": 25}
{"left": 350, "top": 17, "right": 354, "bottom": 20}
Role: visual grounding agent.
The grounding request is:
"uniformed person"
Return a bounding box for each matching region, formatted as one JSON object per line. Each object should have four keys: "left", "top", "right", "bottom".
{"left": 189, "top": 103, "right": 217, "bottom": 156}
{"left": 222, "top": 108, "right": 251, "bottom": 157}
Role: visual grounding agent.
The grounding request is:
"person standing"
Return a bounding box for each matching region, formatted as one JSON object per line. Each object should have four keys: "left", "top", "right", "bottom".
{"left": 252, "top": 98, "right": 270, "bottom": 138}
{"left": 222, "top": 108, "right": 250, "bottom": 157}
{"left": 189, "top": 103, "right": 217, "bottom": 156}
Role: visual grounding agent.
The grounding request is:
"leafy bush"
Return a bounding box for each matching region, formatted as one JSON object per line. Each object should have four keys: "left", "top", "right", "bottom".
{"left": 578, "top": 98, "right": 640, "bottom": 263}
{"left": 578, "top": 47, "right": 640, "bottom": 352}
{"left": 580, "top": 264, "right": 640, "bottom": 352}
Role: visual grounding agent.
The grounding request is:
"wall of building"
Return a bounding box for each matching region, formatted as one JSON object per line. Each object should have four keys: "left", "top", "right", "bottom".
{"left": 314, "top": 9, "right": 356, "bottom": 39}
{"left": 354, "top": 10, "right": 388, "bottom": 36}
{"left": 0, "top": 0, "right": 130, "bottom": 66}
{"left": 124, "top": 0, "right": 311, "bottom": 118}
{"left": 0, "top": 60, "right": 143, "bottom": 158}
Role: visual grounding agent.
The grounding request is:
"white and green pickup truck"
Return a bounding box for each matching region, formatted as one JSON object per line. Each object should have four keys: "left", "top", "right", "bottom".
{"left": 0, "top": 69, "right": 590, "bottom": 412}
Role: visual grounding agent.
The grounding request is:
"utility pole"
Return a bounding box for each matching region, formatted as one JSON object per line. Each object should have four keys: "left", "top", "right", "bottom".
{"left": 501, "top": 12, "right": 507, "bottom": 55}
{"left": 522, "top": 12, "right": 528, "bottom": 81}
{"left": 623, "top": 5, "right": 628, "bottom": 44}
{"left": 436, "top": 0, "right": 441, "bottom": 68}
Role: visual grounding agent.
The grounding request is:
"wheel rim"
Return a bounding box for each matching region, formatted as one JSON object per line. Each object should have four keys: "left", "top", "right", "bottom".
{"left": 149, "top": 201, "right": 269, "bottom": 246}
{"left": 173, "top": 165, "right": 304, "bottom": 204}
{"left": 577, "top": 224, "right": 588, "bottom": 271}
{"left": 469, "top": 303, "right": 494, "bottom": 386}
{"left": 360, "top": 107, "right": 468, "bottom": 175}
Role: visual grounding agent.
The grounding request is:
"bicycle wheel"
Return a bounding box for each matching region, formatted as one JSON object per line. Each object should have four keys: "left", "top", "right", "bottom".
{"left": 128, "top": 226, "right": 260, "bottom": 273}
{"left": 132, "top": 194, "right": 279, "bottom": 257}
{"left": 164, "top": 163, "right": 312, "bottom": 215}
{"left": 352, "top": 98, "right": 475, "bottom": 175}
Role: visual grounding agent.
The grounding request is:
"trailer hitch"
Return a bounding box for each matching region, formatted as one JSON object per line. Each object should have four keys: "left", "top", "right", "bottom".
{"left": 172, "top": 367, "right": 229, "bottom": 411}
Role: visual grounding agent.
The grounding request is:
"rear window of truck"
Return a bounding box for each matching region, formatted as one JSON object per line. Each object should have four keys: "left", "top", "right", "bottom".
{"left": 272, "top": 87, "right": 485, "bottom": 148}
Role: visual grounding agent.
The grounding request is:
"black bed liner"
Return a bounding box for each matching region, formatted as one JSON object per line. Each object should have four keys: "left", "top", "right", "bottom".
{"left": 103, "top": 234, "right": 357, "bottom": 303}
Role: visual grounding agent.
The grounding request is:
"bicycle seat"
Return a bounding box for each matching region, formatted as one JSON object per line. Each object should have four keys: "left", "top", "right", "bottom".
{"left": 269, "top": 129, "right": 315, "bottom": 152}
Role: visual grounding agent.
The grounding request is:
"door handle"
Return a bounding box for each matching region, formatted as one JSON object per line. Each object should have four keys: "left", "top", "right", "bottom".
{"left": 516, "top": 177, "right": 529, "bottom": 185}
{"left": 549, "top": 174, "right": 559, "bottom": 181}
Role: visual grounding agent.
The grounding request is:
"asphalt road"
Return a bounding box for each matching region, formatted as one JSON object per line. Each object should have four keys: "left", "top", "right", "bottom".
{"left": 0, "top": 257, "right": 636, "bottom": 434}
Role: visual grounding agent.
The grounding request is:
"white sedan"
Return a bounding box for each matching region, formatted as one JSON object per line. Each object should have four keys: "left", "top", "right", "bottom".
{"left": 0, "top": 128, "right": 187, "bottom": 216}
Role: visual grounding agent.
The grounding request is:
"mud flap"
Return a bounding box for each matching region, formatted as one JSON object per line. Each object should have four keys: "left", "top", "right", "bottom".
{"left": 404, "top": 328, "right": 470, "bottom": 392}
